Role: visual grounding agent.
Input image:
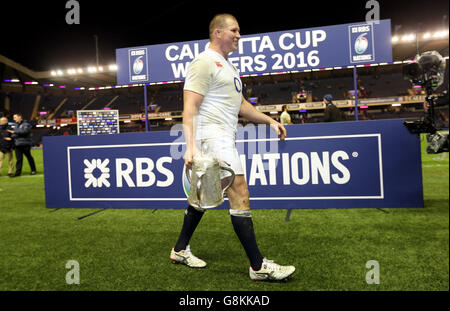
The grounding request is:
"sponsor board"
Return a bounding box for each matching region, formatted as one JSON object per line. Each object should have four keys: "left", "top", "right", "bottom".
{"left": 43, "top": 120, "right": 422, "bottom": 209}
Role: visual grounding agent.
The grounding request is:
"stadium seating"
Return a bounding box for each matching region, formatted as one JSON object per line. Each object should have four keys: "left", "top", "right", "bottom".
{"left": 39, "top": 94, "right": 65, "bottom": 116}
{"left": 84, "top": 94, "right": 117, "bottom": 110}
{"left": 3, "top": 92, "right": 38, "bottom": 119}
{"left": 246, "top": 72, "right": 412, "bottom": 104}
{"left": 155, "top": 88, "right": 183, "bottom": 112}
{"left": 109, "top": 93, "right": 144, "bottom": 114}
{"left": 0, "top": 60, "right": 448, "bottom": 142}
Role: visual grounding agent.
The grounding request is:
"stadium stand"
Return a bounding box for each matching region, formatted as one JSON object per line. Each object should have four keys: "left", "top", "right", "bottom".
{"left": 57, "top": 95, "right": 88, "bottom": 118}
{"left": 3, "top": 92, "right": 37, "bottom": 120}
{"left": 0, "top": 39, "right": 448, "bottom": 145}
{"left": 39, "top": 93, "right": 65, "bottom": 116}
{"left": 83, "top": 94, "right": 117, "bottom": 110}
{"left": 155, "top": 87, "right": 183, "bottom": 112}
{"left": 108, "top": 93, "right": 145, "bottom": 114}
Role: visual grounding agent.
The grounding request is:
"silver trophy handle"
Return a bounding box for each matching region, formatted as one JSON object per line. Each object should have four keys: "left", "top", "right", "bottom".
{"left": 185, "top": 165, "right": 191, "bottom": 184}
{"left": 220, "top": 166, "right": 235, "bottom": 192}
{"left": 185, "top": 165, "right": 202, "bottom": 203}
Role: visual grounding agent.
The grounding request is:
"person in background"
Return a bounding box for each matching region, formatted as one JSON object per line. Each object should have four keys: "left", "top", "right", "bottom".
{"left": 323, "top": 94, "right": 342, "bottom": 122}
{"left": 0, "top": 117, "right": 15, "bottom": 177}
{"left": 280, "top": 105, "right": 292, "bottom": 125}
{"left": 8, "top": 113, "right": 36, "bottom": 177}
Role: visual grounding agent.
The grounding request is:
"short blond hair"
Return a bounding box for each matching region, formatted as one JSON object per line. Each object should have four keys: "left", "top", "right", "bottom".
{"left": 209, "top": 13, "right": 237, "bottom": 40}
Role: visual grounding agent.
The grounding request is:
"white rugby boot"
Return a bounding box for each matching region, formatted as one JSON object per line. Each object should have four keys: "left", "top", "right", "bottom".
{"left": 249, "top": 258, "right": 295, "bottom": 281}
{"left": 170, "top": 245, "right": 207, "bottom": 268}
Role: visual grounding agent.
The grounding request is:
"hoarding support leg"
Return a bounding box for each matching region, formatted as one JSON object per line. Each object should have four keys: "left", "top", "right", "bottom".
{"left": 376, "top": 208, "right": 389, "bottom": 213}
{"left": 285, "top": 209, "right": 292, "bottom": 222}
{"left": 77, "top": 208, "right": 107, "bottom": 220}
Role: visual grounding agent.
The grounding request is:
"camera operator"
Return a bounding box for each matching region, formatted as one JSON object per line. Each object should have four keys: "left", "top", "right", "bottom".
{"left": 424, "top": 91, "right": 449, "bottom": 112}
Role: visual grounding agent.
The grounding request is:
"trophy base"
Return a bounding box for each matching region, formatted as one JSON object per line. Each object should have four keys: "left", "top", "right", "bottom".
{"left": 188, "top": 199, "right": 224, "bottom": 210}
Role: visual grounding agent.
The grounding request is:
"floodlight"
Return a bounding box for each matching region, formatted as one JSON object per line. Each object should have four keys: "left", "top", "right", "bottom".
{"left": 401, "top": 34, "right": 415, "bottom": 41}
{"left": 433, "top": 31, "right": 445, "bottom": 38}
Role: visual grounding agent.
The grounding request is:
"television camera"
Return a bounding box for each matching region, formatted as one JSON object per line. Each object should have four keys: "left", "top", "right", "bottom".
{"left": 402, "top": 51, "right": 448, "bottom": 154}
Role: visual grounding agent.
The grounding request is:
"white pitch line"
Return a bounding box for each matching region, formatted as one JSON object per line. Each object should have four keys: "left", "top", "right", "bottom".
{"left": 6, "top": 174, "right": 43, "bottom": 178}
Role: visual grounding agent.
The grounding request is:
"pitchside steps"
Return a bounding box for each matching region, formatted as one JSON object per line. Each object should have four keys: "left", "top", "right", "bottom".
{"left": 83, "top": 94, "right": 116, "bottom": 110}
{"left": 30, "top": 94, "right": 41, "bottom": 120}
{"left": 47, "top": 98, "right": 68, "bottom": 119}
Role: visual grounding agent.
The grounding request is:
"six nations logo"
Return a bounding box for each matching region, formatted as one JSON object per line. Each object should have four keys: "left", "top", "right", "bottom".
{"left": 354, "top": 33, "right": 369, "bottom": 54}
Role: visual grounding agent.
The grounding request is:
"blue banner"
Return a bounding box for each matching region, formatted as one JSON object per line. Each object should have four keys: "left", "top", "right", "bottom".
{"left": 116, "top": 20, "right": 392, "bottom": 84}
{"left": 43, "top": 119, "right": 423, "bottom": 209}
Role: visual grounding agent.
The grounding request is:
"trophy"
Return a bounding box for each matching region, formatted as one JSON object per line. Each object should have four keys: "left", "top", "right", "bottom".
{"left": 185, "top": 150, "right": 235, "bottom": 209}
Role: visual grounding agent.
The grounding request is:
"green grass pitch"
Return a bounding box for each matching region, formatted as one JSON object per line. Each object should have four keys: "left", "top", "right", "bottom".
{"left": 0, "top": 133, "right": 448, "bottom": 291}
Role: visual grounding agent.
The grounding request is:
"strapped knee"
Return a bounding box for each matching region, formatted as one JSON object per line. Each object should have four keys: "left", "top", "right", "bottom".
{"left": 229, "top": 209, "right": 252, "bottom": 217}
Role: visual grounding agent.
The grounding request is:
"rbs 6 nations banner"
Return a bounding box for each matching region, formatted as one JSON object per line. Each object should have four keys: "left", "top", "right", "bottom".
{"left": 116, "top": 20, "right": 392, "bottom": 84}
{"left": 43, "top": 120, "right": 423, "bottom": 210}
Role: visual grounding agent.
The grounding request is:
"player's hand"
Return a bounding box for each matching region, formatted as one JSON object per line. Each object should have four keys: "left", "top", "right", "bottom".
{"left": 424, "top": 102, "right": 430, "bottom": 112}
{"left": 184, "top": 145, "right": 200, "bottom": 169}
{"left": 270, "top": 122, "right": 286, "bottom": 140}
{"left": 184, "top": 148, "right": 194, "bottom": 169}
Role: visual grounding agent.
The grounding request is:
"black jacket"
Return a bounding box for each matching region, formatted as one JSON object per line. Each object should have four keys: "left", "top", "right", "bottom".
{"left": 324, "top": 103, "right": 342, "bottom": 122}
{"left": 12, "top": 120, "right": 33, "bottom": 147}
{"left": 0, "top": 124, "right": 14, "bottom": 152}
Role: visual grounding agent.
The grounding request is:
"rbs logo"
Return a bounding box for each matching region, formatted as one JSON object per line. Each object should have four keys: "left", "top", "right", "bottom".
{"left": 84, "top": 159, "right": 110, "bottom": 188}
{"left": 82, "top": 157, "right": 174, "bottom": 189}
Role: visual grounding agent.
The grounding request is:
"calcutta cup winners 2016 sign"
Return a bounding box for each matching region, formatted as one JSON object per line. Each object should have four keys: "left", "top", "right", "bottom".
{"left": 116, "top": 20, "right": 392, "bottom": 85}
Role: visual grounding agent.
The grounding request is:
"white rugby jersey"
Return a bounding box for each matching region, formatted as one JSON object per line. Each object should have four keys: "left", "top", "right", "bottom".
{"left": 184, "top": 48, "right": 242, "bottom": 140}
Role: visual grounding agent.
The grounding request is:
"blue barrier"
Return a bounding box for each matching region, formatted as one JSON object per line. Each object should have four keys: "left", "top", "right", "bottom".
{"left": 43, "top": 119, "right": 423, "bottom": 209}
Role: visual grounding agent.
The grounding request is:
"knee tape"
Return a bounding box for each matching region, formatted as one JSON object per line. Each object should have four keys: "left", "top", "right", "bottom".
{"left": 229, "top": 209, "right": 252, "bottom": 217}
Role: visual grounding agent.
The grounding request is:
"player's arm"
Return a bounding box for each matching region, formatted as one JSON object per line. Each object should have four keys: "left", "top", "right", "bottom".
{"left": 239, "top": 96, "right": 286, "bottom": 140}
{"left": 183, "top": 90, "right": 203, "bottom": 167}
{"left": 182, "top": 57, "right": 212, "bottom": 167}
